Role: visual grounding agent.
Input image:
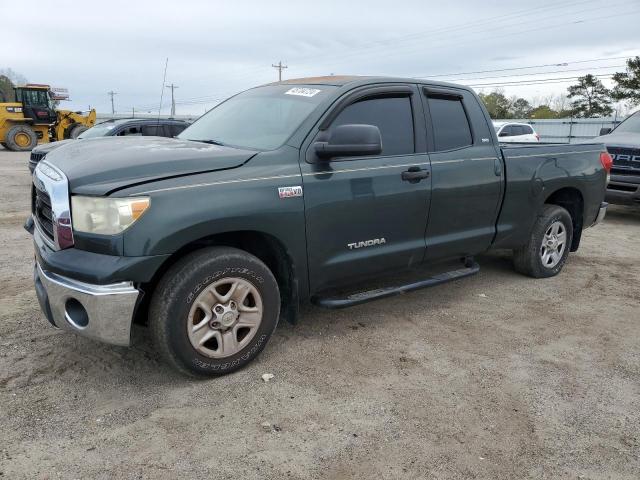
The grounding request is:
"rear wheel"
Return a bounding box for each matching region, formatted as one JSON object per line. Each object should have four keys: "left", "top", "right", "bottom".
{"left": 5, "top": 125, "right": 37, "bottom": 151}
{"left": 149, "top": 247, "right": 280, "bottom": 376}
{"left": 513, "top": 204, "right": 573, "bottom": 278}
{"left": 68, "top": 124, "right": 88, "bottom": 139}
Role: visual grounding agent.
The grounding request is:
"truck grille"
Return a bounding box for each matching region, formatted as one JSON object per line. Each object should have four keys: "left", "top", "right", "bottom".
{"left": 608, "top": 146, "right": 640, "bottom": 172}
{"left": 29, "top": 152, "right": 46, "bottom": 171}
{"left": 33, "top": 185, "right": 55, "bottom": 240}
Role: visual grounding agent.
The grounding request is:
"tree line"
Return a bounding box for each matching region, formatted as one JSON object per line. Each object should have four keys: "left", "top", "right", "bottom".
{"left": 480, "top": 56, "right": 640, "bottom": 119}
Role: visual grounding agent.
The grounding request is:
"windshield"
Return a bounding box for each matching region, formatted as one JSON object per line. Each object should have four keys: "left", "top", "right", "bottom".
{"left": 178, "top": 84, "right": 336, "bottom": 150}
{"left": 613, "top": 111, "right": 640, "bottom": 134}
{"left": 78, "top": 123, "right": 118, "bottom": 139}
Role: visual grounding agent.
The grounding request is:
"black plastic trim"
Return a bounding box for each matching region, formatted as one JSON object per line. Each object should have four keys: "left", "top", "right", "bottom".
{"left": 312, "top": 260, "right": 480, "bottom": 309}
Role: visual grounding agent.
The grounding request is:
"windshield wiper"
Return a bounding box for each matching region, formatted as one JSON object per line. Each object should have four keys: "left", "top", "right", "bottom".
{"left": 192, "top": 139, "right": 226, "bottom": 146}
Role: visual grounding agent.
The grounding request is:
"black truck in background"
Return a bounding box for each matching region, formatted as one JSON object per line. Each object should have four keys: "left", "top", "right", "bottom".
{"left": 592, "top": 110, "right": 640, "bottom": 205}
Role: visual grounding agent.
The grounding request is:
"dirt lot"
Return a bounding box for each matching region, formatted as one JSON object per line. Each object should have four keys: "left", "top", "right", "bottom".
{"left": 0, "top": 147, "right": 639, "bottom": 480}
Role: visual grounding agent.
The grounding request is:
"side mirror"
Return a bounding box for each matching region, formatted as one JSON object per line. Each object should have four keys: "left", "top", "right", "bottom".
{"left": 314, "top": 124, "right": 382, "bottom": 160}
{"left": 599, "top": 127, "right": 612, "bottom": 136}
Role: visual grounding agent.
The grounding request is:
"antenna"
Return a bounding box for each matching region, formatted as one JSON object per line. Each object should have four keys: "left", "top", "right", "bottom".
{"left": 157, "top": 58, "right": 169, "bottom": 126}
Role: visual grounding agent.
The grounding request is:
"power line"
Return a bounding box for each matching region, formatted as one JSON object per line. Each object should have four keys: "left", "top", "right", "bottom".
{"left": 441, "top": 65, "right": 626, "bottom": 82}
{"left": 107, "top": 90, "right": 117, "bottom": 114}
{"left": 468, "top": 73, "right": 615, "bottom": 88}
{"left": 416, "top": 56, "right": 632, "bottom": 79}
{"left": 272, "top": 61, "right": 288, "bottom": 82}
{"left": 165, "top": 83, "right": 179, "bottom": 116}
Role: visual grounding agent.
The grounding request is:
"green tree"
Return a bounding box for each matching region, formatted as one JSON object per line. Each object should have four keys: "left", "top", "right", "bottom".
{"left": 612, "top": 56, "right": 640, "bottom": 106}
{"left": 478, "top": 90, "right": 512, "bottom": 118}
{"left": 567, "top": 74, "right": 613, "bottom": 117}
{"left": 528, "top": 105, "right": 559, "bottom": 119}
{"left": 0, "top": 75, "right": 14, "bottom": 102}
{"left": 510, "top": 97, "right": 532, "bottom": 118}
{"left": 0, "top": 68, "right": 28, "bottom": 102}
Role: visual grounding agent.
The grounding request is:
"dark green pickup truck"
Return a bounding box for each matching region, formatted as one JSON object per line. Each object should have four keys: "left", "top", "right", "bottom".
{"left": 28, "top": 76, "right": 610, "bottom": 376}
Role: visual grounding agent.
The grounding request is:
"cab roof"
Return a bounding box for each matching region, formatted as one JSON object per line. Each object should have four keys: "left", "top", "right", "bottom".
{"left": 262, "top": 75, "right": 475, "bottom": 92}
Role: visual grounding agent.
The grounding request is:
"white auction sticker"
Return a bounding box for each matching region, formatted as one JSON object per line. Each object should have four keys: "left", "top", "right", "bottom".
{"left": 285, "top": 87, "right": 321, "bottom": 97}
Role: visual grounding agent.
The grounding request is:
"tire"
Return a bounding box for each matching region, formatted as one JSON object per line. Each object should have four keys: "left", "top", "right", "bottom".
{"left": 69, "top": 124, "right": 88, "bottom": 139}
{"left": 5, "top": 125, "right": 37, "bottom": 151}
{"left": 149, "top": 247, "right": 280, "bottom": 377}
{"left": 513, "top": 204, "right": 573, "bottom": 278}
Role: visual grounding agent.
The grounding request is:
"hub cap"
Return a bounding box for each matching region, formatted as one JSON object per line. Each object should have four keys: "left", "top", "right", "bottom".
{"left": 187, "top": 277, "right": 263, "bottom": 358}
{"left": 15, "top": 132, "right": 31, "bottom": 147}
{"left": 540, "top": 221, "right": 567, "bottom": 268}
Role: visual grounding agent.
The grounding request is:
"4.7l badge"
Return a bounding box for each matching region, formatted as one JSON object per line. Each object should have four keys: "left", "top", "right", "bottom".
{"left": 278, "top": 186, "right": 303, "bottom": 199}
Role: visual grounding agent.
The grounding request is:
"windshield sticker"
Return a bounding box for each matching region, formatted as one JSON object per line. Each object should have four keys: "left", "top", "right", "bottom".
{"left": 285, "top": 87, "right": 321, "bottom": 97}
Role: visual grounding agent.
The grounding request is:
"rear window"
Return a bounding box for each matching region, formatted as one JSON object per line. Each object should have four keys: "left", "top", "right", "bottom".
{"left": 427, "top": 96, "right": 473, "bottom": 151}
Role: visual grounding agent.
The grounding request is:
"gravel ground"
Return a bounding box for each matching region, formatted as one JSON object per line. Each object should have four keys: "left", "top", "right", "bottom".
{"left": 0, "top": 147, "right": 639, "bottom": 480}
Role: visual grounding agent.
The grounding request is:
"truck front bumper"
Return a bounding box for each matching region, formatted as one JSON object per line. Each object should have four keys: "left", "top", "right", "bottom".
{"left": 605, "top": 172, "right": 640, "bottom": 205}
{"left": 34, "top": 262, "right": 140, "bottom": 346}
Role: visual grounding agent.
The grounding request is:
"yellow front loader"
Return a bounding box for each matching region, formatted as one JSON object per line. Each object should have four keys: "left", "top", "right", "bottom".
{"left": 0, "top": 84, "right": 96, "bottom": 151}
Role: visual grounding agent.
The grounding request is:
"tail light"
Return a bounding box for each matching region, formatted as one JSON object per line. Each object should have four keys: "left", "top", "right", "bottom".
{"left": 600, "top": 151, "right": 613, "bottom": 172}
{"left": 535, "top": 134, "right": 540, "bottom": 141}
{"left": 600, "top": 151, "right": 613, "bottom": 185}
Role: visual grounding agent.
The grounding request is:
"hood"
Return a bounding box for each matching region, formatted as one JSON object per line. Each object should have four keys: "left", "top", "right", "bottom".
{"left": 42, "top": 136, "right": 257, "bottom": 195}
{"left": 32, "top": 139, "right": 74, "bottom": 155}
{"left": 591, "top": 131, "right": 640, "bottom": 149}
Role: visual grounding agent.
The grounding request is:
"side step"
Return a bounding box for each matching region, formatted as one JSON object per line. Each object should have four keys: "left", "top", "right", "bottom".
{"left": 312, "top": 259, "right": 480, "bottom": 309}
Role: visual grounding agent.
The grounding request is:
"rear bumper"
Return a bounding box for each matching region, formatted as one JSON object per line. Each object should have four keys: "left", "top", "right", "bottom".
{"left": 34, "top": 262, "right": 139, "bottom": 346}
{"left": 606, "top": 172, "right": 640, "bottom": 205}
{"left": 591, "top": 202, "right": 608, "bottom": 227}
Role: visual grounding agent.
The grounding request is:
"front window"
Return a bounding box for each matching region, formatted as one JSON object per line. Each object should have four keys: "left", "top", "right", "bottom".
{"left": 178, "top": 84, "right": 336, "bottom": 150}
{"left": 613, "top": 112, "right": 640, "bottom": 134}
{"left": 18, "top": 89, "right": 50, "bottom": 107}
{"left": 78, "top": 123, "right": 118, "bottom": 139}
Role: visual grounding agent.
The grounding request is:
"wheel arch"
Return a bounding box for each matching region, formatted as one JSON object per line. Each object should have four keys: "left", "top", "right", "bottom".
{"left": 544, "top": 186, "right": 584, "bottom": 251}
{"left": 136, "top": 230, "right": 300, "bottom": 326}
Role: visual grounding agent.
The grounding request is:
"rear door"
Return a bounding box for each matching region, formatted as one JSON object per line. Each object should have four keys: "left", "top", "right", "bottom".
{"left": 422, "top": 86, "right": 503, "bottom": 261}
{"left": 301, "top": 85, "right": 432, "bottom": 292}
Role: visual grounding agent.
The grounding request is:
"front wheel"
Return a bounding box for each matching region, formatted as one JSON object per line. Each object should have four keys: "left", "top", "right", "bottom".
{"left": 149, "top": 247, "right": 280, "bottom": 376}
{"left": 513, "top": 204, "right": 573, "bottom": 278}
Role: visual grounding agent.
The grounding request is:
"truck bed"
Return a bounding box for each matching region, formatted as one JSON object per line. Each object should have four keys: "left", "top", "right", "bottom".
{"left": 493, "top": 142, "right": 606, "bottom": 250}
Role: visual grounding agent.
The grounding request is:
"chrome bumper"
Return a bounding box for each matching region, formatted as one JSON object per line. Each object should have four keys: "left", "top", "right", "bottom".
{"left": 591, "top": 202, "right": 608, "bottom": 227}
{"left": 34, "top": 263, "right": 140, "bottom": 346}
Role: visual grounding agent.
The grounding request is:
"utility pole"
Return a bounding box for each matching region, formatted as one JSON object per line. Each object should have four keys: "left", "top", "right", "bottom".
{"left": 165, "top": 83, "right": 178, "bottom": 116}
{"left": 271, "top": 61, "right": 288, "bottom": 82}
{"left": 132, "top": 107, "right": 135, "bottom": 118}
{"left": 107, "top": 91, "right": 117, "bottom": 114}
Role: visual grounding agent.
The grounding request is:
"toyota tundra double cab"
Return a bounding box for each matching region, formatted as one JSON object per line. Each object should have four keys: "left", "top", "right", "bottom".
{"left": 27, "top": 76, "right": 610, "bottom": 376}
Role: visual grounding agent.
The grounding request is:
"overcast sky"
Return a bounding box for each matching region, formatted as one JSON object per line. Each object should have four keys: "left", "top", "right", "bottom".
{"left": 3, "top": 0, "right": 639, "bottom": 115}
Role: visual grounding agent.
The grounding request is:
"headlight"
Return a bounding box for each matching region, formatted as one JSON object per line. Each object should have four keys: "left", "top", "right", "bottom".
{"left": 71, "top": 196, "right": 150, "bottom": 235}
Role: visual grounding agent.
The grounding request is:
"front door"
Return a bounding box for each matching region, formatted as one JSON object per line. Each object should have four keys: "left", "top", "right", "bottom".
{"left": 301, "top": 85, "right": 432, "bottom": 293}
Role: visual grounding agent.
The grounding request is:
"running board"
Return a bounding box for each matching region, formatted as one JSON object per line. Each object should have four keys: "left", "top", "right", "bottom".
{"left": 312, "top": 260, "right": 480, "bottom": 309}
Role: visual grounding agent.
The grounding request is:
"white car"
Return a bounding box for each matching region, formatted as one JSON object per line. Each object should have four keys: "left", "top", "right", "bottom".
{"left": 494, "top": 122, "right": 540, "bottom": 143}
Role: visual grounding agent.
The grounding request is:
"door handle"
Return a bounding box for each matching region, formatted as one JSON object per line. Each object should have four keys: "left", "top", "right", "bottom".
{"left": 494, "top": 158, "right": 503, "bottom": 176}
{"left": 401, "top": 166, "right": 430, "bottom": 183}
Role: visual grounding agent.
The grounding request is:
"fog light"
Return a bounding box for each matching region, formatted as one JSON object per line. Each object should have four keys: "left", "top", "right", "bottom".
{"left": 65, "top": 298, "right": 89, "bottom": 328}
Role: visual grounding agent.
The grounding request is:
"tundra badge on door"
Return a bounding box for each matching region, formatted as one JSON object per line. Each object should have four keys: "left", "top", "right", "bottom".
{"left": 347, "top": 238, "right": 387, "bottom": 250}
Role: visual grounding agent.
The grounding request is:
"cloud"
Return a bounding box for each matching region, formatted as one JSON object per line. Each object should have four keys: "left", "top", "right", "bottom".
{"left": 3, "top": 0, "right": 638, "bottom": 113}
